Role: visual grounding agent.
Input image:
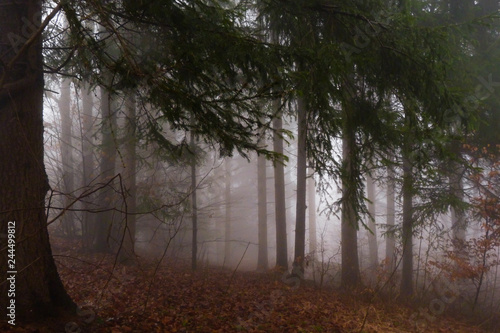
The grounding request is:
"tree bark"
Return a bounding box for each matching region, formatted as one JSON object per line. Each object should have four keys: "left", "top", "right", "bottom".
{"left": 93, "top": 83, "right": 116, "bottom": 252}
{"left": 224, "top": 158, "right": 232, "bottom": 265}
{"left": 257, "top": 143, "right": 269, "bottom": 271}
{"left": 385, "top": 157, "right": 396, "bottom": 272}
{"left": 450, "top": 142, "right": 466, "bottom": 255}
{"left": 273, "top": 101, "right": 288, "bottom": 269}
{"left": 366, "top": 170, "right": 378, "bottom": 269}
{"left": 58, "top": 76, "right": 75, "bottom": 237}
{"left": 0, "top": 0, "right": 74, "bottom": 320}
{"left": 400, "top": 146, "right": 414, "bottom": 298}
{"left": 307, "top": 167, "right": 317, "bottom": 256}
{"left": 118, "top": 93, "right": 137, "bottom": 264}
{"left": 340, "top": 119, "right": 361, "bottom": 289}
{"left": 294, "top": 97, "right": 307, "bottom": 269}
{"left": 190, "top": 130, "right": 198, "bottom": 271}
{"left": 81, "top": 81, "right": 95, "bottom": 249}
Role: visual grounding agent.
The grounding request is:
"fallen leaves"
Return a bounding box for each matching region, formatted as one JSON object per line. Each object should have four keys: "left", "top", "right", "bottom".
{"left": 1, "top": 236, "right": 490, "bottom": 332}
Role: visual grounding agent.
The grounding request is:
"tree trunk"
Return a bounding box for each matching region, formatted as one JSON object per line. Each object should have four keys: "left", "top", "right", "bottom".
{"left": 366, "top": 170, "right": 378, "bottom": 269}
{"left": 400, "top": 149, "right": 414, "bottom": 298}
{"left": 118, "top": 93, "right": 137, "bottom": 264}
{"left": 58, "top": 76, "right": 75, "bottom": 237}
{"left": 190, "top": 130, "right": 198, "bottom": 271}
{"left": 385, "top": 157, "right": 396, "bottom": 272}
{"left": 273, "top": 101, "right": 288, "bottom": 269}
{"left": 294, "top": 97, "right": 307, "bottom": 269}
{"left": 257, "top": 143, "right": 269, "bottom": 271}
{"left": 0, "top": 0, "right": 74, "bottom": 320}
{"left": 81, "top": 81, "right": 96, "bottom": 249}
{"left": 340, "top": 120, "right": 361, "bottom": 289}
{"left": 224, "top": 158, "right": 232, "bottom": 265}
{"left": 450, "top": 142, "right": 466, "bottom": 255}
{"left": 307, "top": 167, "right": 317, "bottom": 256}
{"left": 93, "top": 83, "right": 116, "bottom": 252}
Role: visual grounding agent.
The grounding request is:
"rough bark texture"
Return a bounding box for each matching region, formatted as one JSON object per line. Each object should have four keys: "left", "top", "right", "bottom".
{"left": 273, "top": 104, "right": 288, "bottom": 269}
{"left": 0, "top": 0, "right": 74, "bottom": 320}
{"left": 294, "top": 97, "right": 307, "bottom": 268}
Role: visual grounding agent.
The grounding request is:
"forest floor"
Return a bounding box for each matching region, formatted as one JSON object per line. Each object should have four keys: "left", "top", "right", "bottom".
{"left": 1, "top": 237, "right": 496, "bottom": 333}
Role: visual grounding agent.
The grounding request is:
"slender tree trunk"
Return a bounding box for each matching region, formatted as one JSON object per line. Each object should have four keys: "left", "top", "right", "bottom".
{"left": 118, "top": 93, "right": 137, "bottom": 264}
{"left": 81, "top": 81, "right": 96, "bottom": 249}
{"left": 190, "top": 131, "right": 198, "bottom": 271}
{"left": 385, "top": 157, "right": 396, "bottom": 272}
{"left": 450, "top": 142, "right": 466, "bottom": 255}
{"left": 257, "top": 145, "right": 269, "bottom": 271}
{"left": 0, "top": 0, "right": 75, "bottom": 319}
{"left": 58, "top": 76, "right": 75, "bottom": 237}
{"left": 214, "top": 164, "right": 224, "bottom": 264}
{"left": 273, "top": 101, "right": 288, "bottom": 269}
{"left": 366, "top": 170, "right": 378, "bottom": 269}
{"left": 400, "top": 147, "right": 414, "bottom": 298}
{"left": 294, "top": 97, "right": 307, "bottom": 269}
{"left": 308, "top": 167, "right": 317, "bottom": 256}
{"left": 224, "top": 158, "right": 232, "bottom": 265}
{"left": 341, "top": 120, "right": 361, "bottom": 289}
{"left": 93, "top": 83, "right": 116, "bottom": 252}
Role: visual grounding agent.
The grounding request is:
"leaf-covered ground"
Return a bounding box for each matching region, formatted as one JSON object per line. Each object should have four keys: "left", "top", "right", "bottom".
{"left": 1, "top": 237, "right": 491, "bottom": 332}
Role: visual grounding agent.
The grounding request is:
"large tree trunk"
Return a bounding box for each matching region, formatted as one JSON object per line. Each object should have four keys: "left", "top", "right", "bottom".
{"left": 0, "top": 0, "right": 74, "bottom": 320}
{"left": 294, "top": 97, "right": 307, "bottom": 269}
{"left": 58, "top": 77, "right": 75, "bottom": 237}
{"left": 273, "top": 102, "right": 288, "bottom": 269}
{"left": 118, "top": 93, "right": 137, "bottom": 264}
{"left": 257, "top": 142, "right": 269, "bottom": 271}
{"left": 340, "top": 121, "right": 361, "bottom": 289}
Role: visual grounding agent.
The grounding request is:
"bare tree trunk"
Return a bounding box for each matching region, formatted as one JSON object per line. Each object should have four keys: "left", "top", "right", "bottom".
{"left": 400, "top": 150, "right": 414, "bottom": 298}
{"left": 308, "top": 167, "right": 317, "bottom": 256}
{"left": 273, "top": 101, "right": 288, "bottom": 269}
{"left": 366, "top": 170, "right": 378, "bottom": 269}
{"left": 294, "top": 97, "right": 307, "bottom": 270}
{"left": 81, "top": 81, "right": 96, "bottom": 249}
{"left": 450, "top": 142, "right": 466, "bottom": 255}
{"left": 341, "top": 122, "right": 361, "bottom": 289}
{"left": 190, "top": 133, "right": 198, "bottom": 271}
{"left": 257, "top": 144, "right": 269, "bottom": 271}
{"left": 118, "top": 93, "right": 137, "bottom": 264}
{"left": 0, "top": 0, "right": 75, "bottom": 319}
{"left": 58, "top": 76, "right": 75, "bottom": 237}
{"left": 385, "top": 157, "right": 396, "bottom": 272}
{"left": 93, "top": 83, "right": 116, "bottom": 252}
{"left": 224, "top": 158, "right": 232, "bottom": 265}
